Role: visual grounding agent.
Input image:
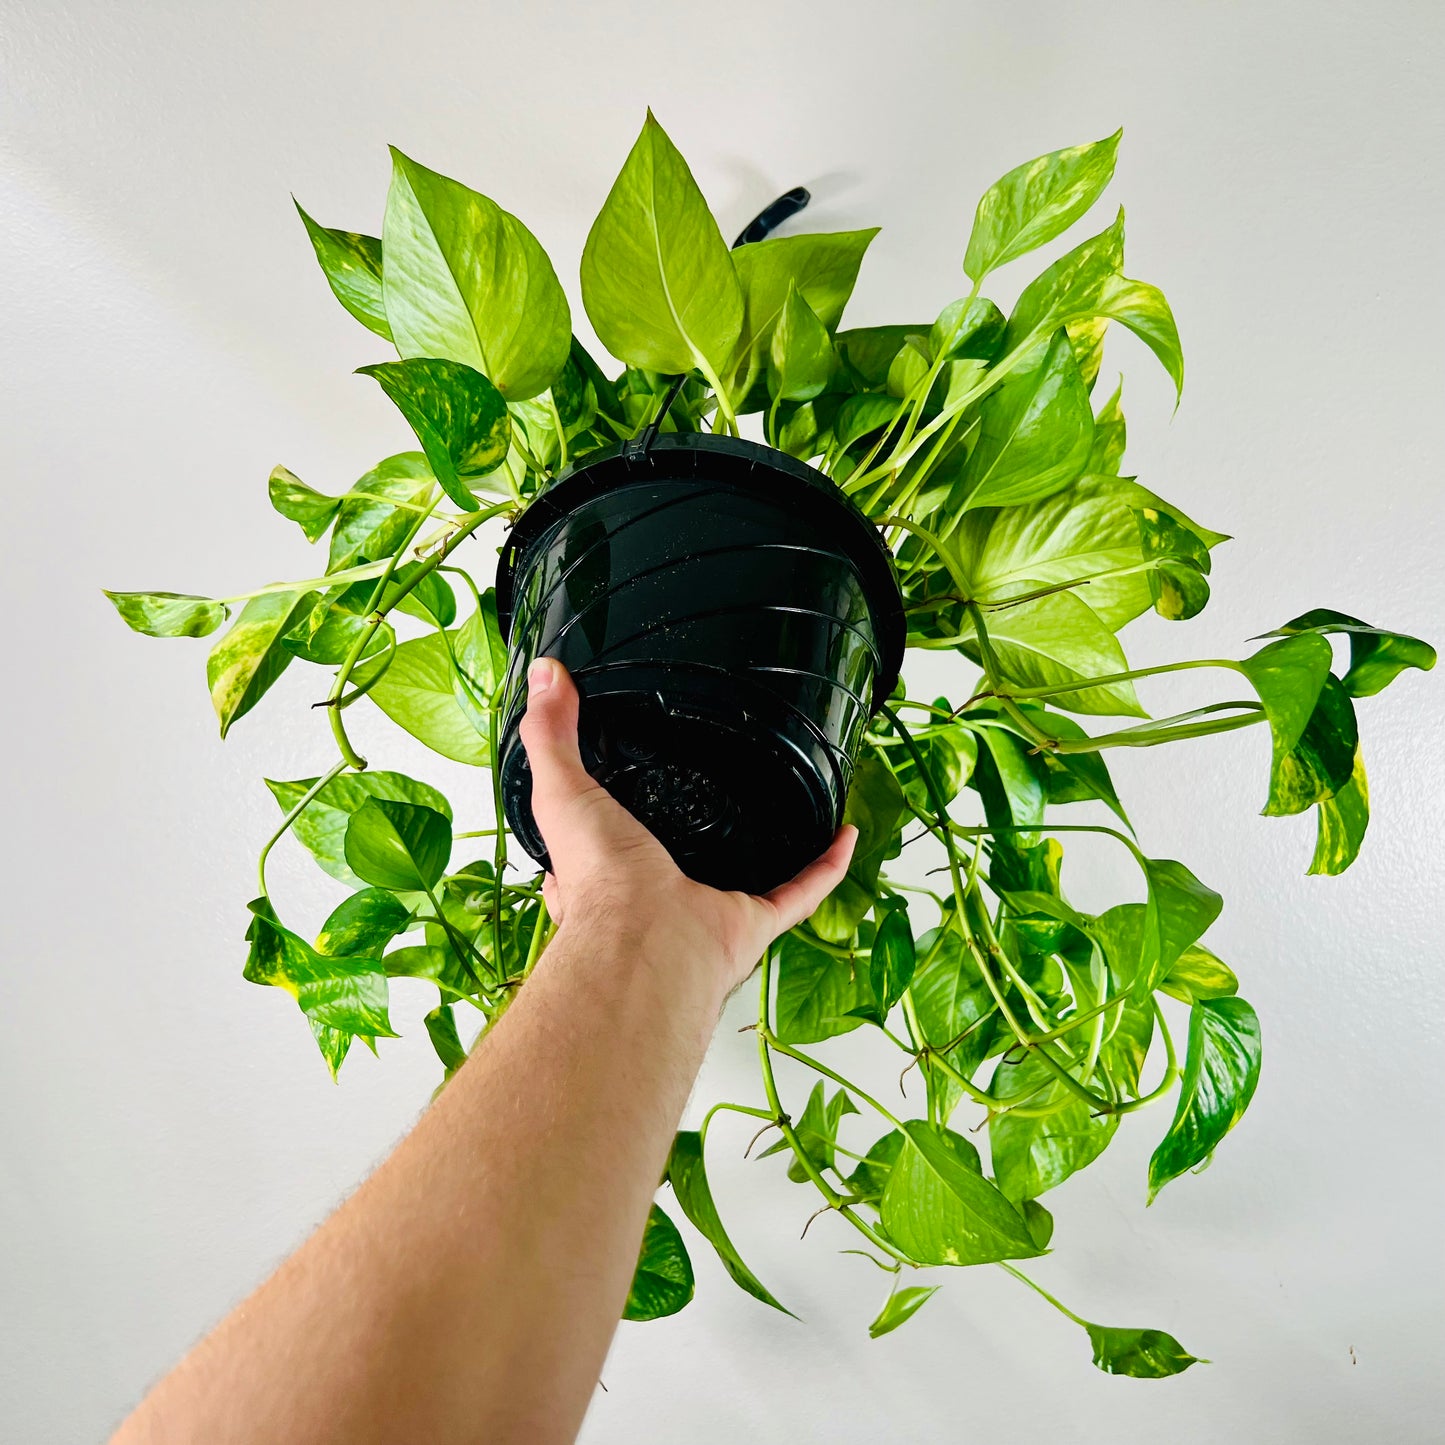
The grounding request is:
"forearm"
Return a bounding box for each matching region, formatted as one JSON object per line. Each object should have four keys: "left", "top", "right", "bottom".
{"left": 115, "top": 918, "right": 729, "bottom": 1445}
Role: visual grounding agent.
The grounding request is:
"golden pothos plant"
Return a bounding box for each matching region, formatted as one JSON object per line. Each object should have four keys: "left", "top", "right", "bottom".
{"left": 106, "top": 114, "right": 1434, "bottom": 1373}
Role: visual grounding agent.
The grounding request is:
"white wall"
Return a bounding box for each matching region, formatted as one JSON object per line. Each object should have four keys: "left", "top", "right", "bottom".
{"left": 3, "top": 2, "right": 1442, "bottom": 1440}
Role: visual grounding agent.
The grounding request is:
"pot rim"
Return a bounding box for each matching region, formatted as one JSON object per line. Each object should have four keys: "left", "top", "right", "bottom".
{"left": 494, "top": 432, "right": 906, "bottom": 713}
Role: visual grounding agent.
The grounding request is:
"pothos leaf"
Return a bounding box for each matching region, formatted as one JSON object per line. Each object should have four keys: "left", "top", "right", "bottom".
{"left": 767, "top": 282, "right": 834, "bottom": 402}
{"left": 867, "top": 903, "right": 916, "bottom": 1019}
{"left": 351, "top": 631, "right": 491, "bottom": 766}
{"left": 343, "top": 798, "right": 452, "bottom": 893}
{"left": 1148, "top": 997, "right": 1262, "bottom": 1201}
{"left": 1085, "top": 1322, "right": 1205, "bottom": 1378}
{"left": 1007, "top": 210, "right": 1183, "bottom": 399}
{"left": 623, "top": 1204, "right": 695, "bottom": 1322}
{"left": 667, "top": 1130, "right": 793, "bottom": 1315}
{"left": 964, "top": 130, "right": 1121, "bottom": 283}
{"left": 381, "top": 148, "right": 570, "bottom": 400}
{"left": 758, "top": 1080, "right": 859, "bottom": 1183}
{"left": 1309, "top": 748, "right": 1369, "bottom": 876}
{"left": 809, "top": 756, "right": 906, "bottom": 944}
{"left": 880, "top": 1121, "right": 1043, "bottom": 1266}
{"left": 105, "top": 591, "right": 229, "bottom": 639}
{"left": 1263, "top": 609, "right": 1437, "bottom": 698}
{"left": 265, "top": 770, "right": 453, "bottom": 886}
{"left": 294, "top": 202, "right": 392, "bottom": 341}
{"left": 268, "top": 465, "right": 341, "bottom": 543}
{"left": 868, "top": 1285, "right": 941, "bottom": 1339}
{"left": 315, "top": 888, "right": 414, "bottom": 958}
{"left": 205, "top": 588, "right": 318, "bottom": 737}
{"left": 775, "top": 929, "right": 875, "bottom": 1043}
{"left": 580, "top": 111, "right": 742, "bottom": 383}
{"left": 359, "top": 357, "right": 510, "bottom": 512}
{"left": 990, "top": 1050, "right": 1119, "bottom": 1201}
{"left": 956, "top": 329, "right": 1094, "bottom": 511}
{"left": 244, "top": 897, "right": 397, "bottom": 1040}
{"left": 327, "top": 452, "right": 435, "bottom": 574}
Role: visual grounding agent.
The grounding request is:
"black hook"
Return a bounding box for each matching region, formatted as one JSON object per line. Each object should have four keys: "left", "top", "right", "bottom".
{"left": 733, "top": 186, "right": 811, "bottom": 248}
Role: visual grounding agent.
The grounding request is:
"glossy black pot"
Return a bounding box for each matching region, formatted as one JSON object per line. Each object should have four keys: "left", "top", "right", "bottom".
{"left": 494, "top": 432, "right": 905, "bottom": 895}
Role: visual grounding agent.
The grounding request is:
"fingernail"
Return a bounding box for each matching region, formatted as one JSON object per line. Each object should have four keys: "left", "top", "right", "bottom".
{"left": 528, "top": 657, "right": 556, "bottom": 693}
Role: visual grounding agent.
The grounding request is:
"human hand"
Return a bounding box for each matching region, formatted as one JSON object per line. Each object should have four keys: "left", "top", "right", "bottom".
{"left": 518, "top": 657, "right": 857, "bottom": 995}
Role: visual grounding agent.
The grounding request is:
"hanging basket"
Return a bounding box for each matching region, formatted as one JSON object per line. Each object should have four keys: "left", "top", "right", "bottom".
{"left": 494, "top": 432, "right": 905, "bottom": 895}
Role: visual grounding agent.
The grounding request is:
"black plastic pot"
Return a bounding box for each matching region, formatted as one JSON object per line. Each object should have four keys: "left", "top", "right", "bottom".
{"left": 494, "top": 432, "right": 905, "bottom": 895}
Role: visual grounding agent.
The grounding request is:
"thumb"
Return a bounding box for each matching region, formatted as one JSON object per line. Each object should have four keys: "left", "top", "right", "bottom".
{"left": 517, "top": 657, "right": 604, "bottom": 859}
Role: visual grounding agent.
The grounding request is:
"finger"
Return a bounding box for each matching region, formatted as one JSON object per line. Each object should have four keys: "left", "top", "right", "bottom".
{"left": 759, "top": 824, "right": 859, "bottom": 934}
{"left": 518, "top": 658, "right": 604, "bottom": 848}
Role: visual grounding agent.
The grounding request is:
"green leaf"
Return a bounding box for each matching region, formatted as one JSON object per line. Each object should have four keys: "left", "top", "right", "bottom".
{"left": 1148, "top": 997, "right": 1262, "bottom": 1201}
{"left": 1239, "top": 637, "right": 1358, "bottom": 816}
{"left": 104, "top": 590, "right": 229, "bottom": 639}
{"left": 956, "top": 330, "right": 1094, "bottom": 511}
{"left": 880, "top": 1121, "right": 1044, "bottom": 1266}
{"left": 387, "top": 561, "right": 456, "bottom": 630}
{"left": 327, "top": 452, "right": 436, "bottom": 574}
{"left": 1135, "top": 857, "right": 1223, "bottom": 996}
{"left": 953, "top": 473, "right": 1225, "bottom": 633}
{"left": 309, "top": 1020, "right": 353, "bottom": 1080}
{"left": 966, "top": 591, "right": 1144, "bottom": 716}
{"left": 1264, "top": 608, "right": 1436, "bottom": 698}
{"left": 351, "top": 630, "right": 490, "bottom": 766}
{"left": 886, "top": 335, "right": 931, "bottom": 399}
{"left": 775, "top": 929, "right": 875, "bottom": 1044}
{"left": 767, "top": 282, "right": 834, "bottom": 402}
{"left": 809, "top": 756, "right": 906, "bottom": 943}
{"left": 889, "top": 713, "right": 977, "bottom": 816}
{"left": 580, "top": 112, "right": 743, "bottom": 383}
{"left": 424, "top": 1003, "right": 468, "bottom": 1076}
{"left": 834, "top": 393, "right": 903, "bottom": 450}
{"left": 1134, "top": 506, "right": 1212, "bottom": 620}
{"left": 759, "top": 1080, "right": 859, "bottom": 1183}
{"left": 294, "top": 202, "right": 392, "bottom": 341}
{"left": 908, "top": 922, "right": 996, "bottom": 1120}
{"left": 315, "top": 888, "right": 414, "bottom": 958}
{"left": 836, "top": 324, "right": 927, "bottom": 387}
{"left": 265, "top": 770, "right": 452, "bottom": 886}
{"left": 990, "top": 1051, "right": 1119, "bottom": 1201}
{"left": 930, "top": 297, "right": 1007, "bottom": 362}
{"left": 343, "top": 798, "right": 452, "bottom": 892}
{"left": 381, "top": 148, "right": 570, "bottom": 400}
{"left": 868, "top": 904, "right": 916, "bottom": 1019}
{"left": 1008, "top": 211, "right": 1183, "bottom": 399}
{"left": 729, "top": 227, "right": 878, "bottom": 400}
{"left": 359, "top": 357, "right": 510, "bottom": 513}
{"left": 868, "top": 1285, "right": 940, "bottom": 1339}
{"left": 666, "top": 1130, "right": 793, "bottom": 1315}
{"left": 1160, "top": 944, "right": 1238, "bottom": 1004}
{"left": 1022, "top": 709, "right": 1129, "bottom": 825}
{"left": 1309, "top": 747, "right": 1370, "bottom": 876}
{"left": 268, "top": 465, "right": 341, "bottom": 544}
{"left": 1088, "top": 382, "right": 1127, "bottom": 474}
{"left": 244, "top": 897, "right": 397, "bottom": 1038}
{"left": 205, "top": 588, "right": 318, "bottom": 737}
{"left": 623, "top": 1204, "right": 695, "bottom": 1322}
{"left": 964, "top": 130, "right": 1121, "bottom": 283}
{"left": 454, "top": 589, "right": 508, "bottom": 699}
{"left": 1101, "top": 994, "right": 1156, "bottom": 1098}
{"left": 1085, "top": 1322, "right": 1205, "bottom": 1378}
{"left": 844, "top": 1129, "right": 904, "bottom": 1203}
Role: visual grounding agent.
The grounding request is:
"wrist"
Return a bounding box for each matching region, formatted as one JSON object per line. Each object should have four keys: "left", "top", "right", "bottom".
{"left": 548, "top": 904, "right": 735, "bottom": 1013}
